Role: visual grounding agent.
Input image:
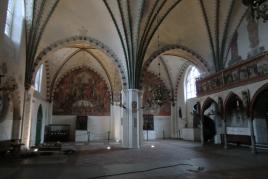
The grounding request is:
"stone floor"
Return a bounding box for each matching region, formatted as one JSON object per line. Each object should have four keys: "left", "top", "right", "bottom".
{"left": 1, "top": 140, "right": 268, "bottom": 179}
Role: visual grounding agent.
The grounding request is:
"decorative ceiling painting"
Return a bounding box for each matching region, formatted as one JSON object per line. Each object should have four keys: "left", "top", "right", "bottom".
{"left": 53, "top": 67, "right": 110, "bottom": 116}
{"left": 142, "top": 71, "right": 171, "bottom": 116}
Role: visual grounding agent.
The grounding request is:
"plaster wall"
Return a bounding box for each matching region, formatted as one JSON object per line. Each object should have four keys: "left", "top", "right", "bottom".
{"left": 111, "top": 105, "right": 121, "bottom": 141}
{"left": 254, "top": 118, "right": 268, "bottom": 143}
{"left": 52, "top": 115, "right": 111, "bottom": 141}
{"left": 0, "top": 0, "right": 26, "bottom": 141}
{"left": 143, "top": 116, "right": 170, "bottom": 140}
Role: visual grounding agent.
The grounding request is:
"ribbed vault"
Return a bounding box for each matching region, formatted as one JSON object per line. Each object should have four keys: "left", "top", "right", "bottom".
{"left": 24, "top": 0, "right": 249, "bottom": 91}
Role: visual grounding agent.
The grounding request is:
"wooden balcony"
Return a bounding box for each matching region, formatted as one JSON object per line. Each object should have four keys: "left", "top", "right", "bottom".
{"left": 196, "top": 52, "right": 268, "bottom": 96}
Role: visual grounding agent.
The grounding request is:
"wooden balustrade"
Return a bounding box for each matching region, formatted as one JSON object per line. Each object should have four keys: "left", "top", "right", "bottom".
{"left": 196, "top": 52, "right": 268, "bottom": 96}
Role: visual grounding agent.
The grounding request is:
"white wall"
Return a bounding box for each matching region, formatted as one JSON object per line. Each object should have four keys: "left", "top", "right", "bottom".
{"left": 143, "top": 116, "right": 170, "bottom": 140}
{"left": 254, "top": 118, "right": 268, "bottom": 143}
{"left": 52, "top": 115, "right": 111, "bottom": 141}
{"left": 111, "top": 105, "right": 121, "bottom": 141}
{"left": 0, "top": 102, "right": 13, "bottom": 140}
{"left": 0, "top": 0, "right": 26, "bottom": 141}
{"left": 87, "top": 116, "right": 110, "bottom": 141}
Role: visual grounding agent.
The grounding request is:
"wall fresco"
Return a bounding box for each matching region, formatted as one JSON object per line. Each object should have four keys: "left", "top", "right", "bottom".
{"left": 53, "top": 67, "right": 110, "bottom": 115}
{"left": 246, "top": 14, "right": 264, "bottom": 58}
{"left": 228, "top": 31, "right": 241, "bottom": 66}
{"left": 142, "top": 71, "right": 171, "bottom": 116}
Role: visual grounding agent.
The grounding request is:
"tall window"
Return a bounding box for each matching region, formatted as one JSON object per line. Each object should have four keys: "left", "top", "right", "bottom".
{"left": 185, "top": 66, "right": 200, "bottom": 100}
{"left": 34, "top": 64, "right": 43, "bottom": 92}
{"left": 5, "top": 0, "right": 16, "bottom": 36}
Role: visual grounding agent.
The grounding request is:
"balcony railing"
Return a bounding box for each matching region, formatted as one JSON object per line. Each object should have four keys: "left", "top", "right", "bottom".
{"left": 196, "top": 52, "right": 268, "bottom": 96}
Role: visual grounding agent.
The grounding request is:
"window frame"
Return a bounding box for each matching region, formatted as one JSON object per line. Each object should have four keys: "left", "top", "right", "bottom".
{"left": 4, "top": 0, "right": 16, "bottom": 37}
{"left": 184, "top": 66, "right": 200, "bottom": 101}
{"left": 34, "top": 64, "right": 44, "bottom": 93}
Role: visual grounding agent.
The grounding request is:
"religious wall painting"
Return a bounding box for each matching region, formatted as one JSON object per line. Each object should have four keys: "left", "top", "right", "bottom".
{"left": 239, "top": 66, "right": 248, "bottom": 81}
{"left": 247, "top": 63, "right": 258, "bottom": 78}
{"left": 228, "top": 31, "right": 242, "bottom": 66}
{"left": 224, "top": 71, "right": 234, "bottom": 85}
{"left": 257, "top": 60, "right": 268, "bottom": 75}
{"left": 142, "top": 71, "right": 171, "bottom": 116}
{"left": 247, "top": 13, "right": 265, "bottom": 58}
{"left": 53, "top": 67, "right": 110, "bottom": 115}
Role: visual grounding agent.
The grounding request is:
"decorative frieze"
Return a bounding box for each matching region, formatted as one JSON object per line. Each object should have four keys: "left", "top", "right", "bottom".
{"left": 196, "top": 52, "right": 268, "bottom": 96}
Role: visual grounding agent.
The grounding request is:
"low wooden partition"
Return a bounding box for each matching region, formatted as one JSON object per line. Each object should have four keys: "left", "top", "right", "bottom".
{"left": 221, "top": 134, "right": 251, "bottom": 145}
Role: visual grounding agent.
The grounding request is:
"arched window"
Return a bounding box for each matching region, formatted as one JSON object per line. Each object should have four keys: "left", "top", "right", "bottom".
{"left": 185, "top": 66, "right": 200, "bottom": 100}
{"left": 5, "top": 0, "right": 16, "bottom": 36}
{"left": 34, "top": 64, "right": 43, "bottom": 92}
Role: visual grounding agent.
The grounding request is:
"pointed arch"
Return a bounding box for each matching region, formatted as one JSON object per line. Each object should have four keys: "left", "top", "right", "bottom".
{"left": 140, "top": 44, "right": 210, "bottom": 88}
{"left": 32, "top": 36, "right": 127, "bottom": 88}
{"left": 201, "top": 97, "right": 218, "bottom": 114}
{"left": 224, "top": 92, "right": 244, "bottom": 114}
{"left": 250, "top": 83, "right": 268, "bottom": 115}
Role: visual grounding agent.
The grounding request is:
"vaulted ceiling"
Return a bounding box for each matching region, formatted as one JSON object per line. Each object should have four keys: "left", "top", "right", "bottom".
{"left": 24, "top": 0, "right": 248, "bottom": 93}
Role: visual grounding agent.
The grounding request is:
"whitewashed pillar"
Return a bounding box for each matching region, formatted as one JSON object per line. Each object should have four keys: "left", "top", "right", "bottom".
{"left": 223, "top": 119, "right": 228, "bottom": 149}
{"left": 200, "top": 114, "right": 204, "bottom": 145}
{"left": 21, "top": 87, "right": 34, "bottom": 148}
{"left": 249, "top": 116, "right": 257, "bottom": 154}
{"left": 170, "top": 103, "right": 177, "bottom": 138}
{"left": 121, "top": 89, "right": 143, "bottom": 148}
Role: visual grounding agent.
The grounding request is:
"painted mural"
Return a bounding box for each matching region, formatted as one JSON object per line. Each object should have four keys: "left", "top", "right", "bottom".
{"left": 53, "top": 67, "right": 110, "bottom": 116}
{"left": 142, "top": 71, "right": 171, "bottom": 116}
{"left": 226, "top": 12, "right": 267, "bottom": 68}
{"left": 228, "top": 31, "right": 241, "bottom": 66}
{"left": 246, "top": 14, "right": 264, "bottom": 58}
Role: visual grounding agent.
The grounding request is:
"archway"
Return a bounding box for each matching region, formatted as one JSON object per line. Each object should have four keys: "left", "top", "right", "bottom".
{"left": 35, "top": 105, "right": 43, "bottom": 145}
{"left": 251, "top": 83, "right": 268, "bottom": 145}
{"left": 32, "top": 36, "right": 127, "bottom": 90}
{"left": 140, "top": 46, "right": 210, "bottom": 141}
{"left": 224, "top": 93, "right": 250, "bottom": 145}
{"left": 201, "top": 98, "right": 220, "bottom": 144}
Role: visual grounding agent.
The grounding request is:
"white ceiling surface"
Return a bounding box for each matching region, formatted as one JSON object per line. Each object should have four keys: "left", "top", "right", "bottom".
{"left": 38, "top": 0, "right": 126, "bottom": 73}
{"left": 54, "top": 51, "right": 110, "bottom": 88}
{"left": 34, "top": 0, "right": 247, "bottom": 91}
{"left": 161, "top": 55, "right": 188, "bottom": 90}
{"left": 147, "top": 55, "right": 188, "bottom": 90}
{"left": 144, "top": 0, "right": 247, "bottom": 70}
{"left": 43, "top": 47, "right": 122, "bottom": 92}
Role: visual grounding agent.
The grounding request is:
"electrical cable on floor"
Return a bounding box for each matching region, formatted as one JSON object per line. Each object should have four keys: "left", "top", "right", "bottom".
{"left": 88, "top": 163, "right": 202, "bottom": 179}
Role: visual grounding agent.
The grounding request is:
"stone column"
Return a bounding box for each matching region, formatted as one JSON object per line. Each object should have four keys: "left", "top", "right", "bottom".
{"left": 21, "top": 87, "right": 34, "bottom": 148}
{"left": 200, "top": 114, "right": 204, "bottom": 145}
{"left": 109, "top": 104, "right": 114, "bottom": 140}
{"left": 48, "top": 102, "right": 53, "bottom": 124}
{"left": 249, "top": 116, "right": 257, "bottom": 154}
{"left": 170, "top": 103, "right": 177, "bottom": 138}
{"left": 121, "top": 89, "right": 143, "bottom": 148}
{"left": 11, "top": 92, "right": 22, "bottom": 140}
{"left": 223, "top": 119, "right": 228, "bottom": 149}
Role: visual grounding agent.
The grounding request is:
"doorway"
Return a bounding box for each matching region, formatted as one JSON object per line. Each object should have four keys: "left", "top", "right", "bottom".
{"left": 35, "top": 105, "right": 43, "bottom": 145}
